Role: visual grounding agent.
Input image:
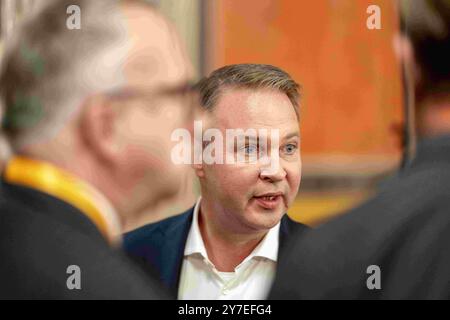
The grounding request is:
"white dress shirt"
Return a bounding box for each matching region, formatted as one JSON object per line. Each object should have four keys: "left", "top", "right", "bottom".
{"left": 178, "top": 198, "right": 280, "bottom": 300}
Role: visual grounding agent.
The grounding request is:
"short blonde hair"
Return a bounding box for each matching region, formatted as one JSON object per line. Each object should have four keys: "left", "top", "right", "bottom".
{"left": 196, "top": 64, "right": 301, "bottom": 118}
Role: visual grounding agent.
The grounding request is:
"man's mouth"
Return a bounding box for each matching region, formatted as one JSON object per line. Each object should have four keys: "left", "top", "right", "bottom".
{"left": 253, "top": 193, "right": 283, "bottom": 210}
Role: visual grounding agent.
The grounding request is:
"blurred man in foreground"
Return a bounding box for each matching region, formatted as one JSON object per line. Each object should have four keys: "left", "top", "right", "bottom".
{"left": 0, "top": 0, "right": 196, "bottom": 299}
{"left": 270, "top": 0, "right": 450, "bottom": 299}
{"left": 125, "top": 64, "right": 308, "bottom": 299}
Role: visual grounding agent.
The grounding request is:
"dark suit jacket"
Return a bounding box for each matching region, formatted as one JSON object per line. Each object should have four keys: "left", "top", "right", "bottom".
{"left": 124, "top": 207, "right": 308, "bottom": 298}
{"left": 0, "top": 181, "right": 167, "bottom": 300}
{"left": 270, "top": 135, "right": 450, "bottom": 300}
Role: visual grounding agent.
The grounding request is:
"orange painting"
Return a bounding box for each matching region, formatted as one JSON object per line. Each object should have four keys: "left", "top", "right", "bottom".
{"left": 205, "top": 0, "right": 404, "bottom": 174}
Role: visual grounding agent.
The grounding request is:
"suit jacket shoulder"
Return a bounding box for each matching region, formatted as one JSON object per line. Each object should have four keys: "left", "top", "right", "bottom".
{"left": 0, "top": 182, "right": 167, "bottom": 300}
{"left": 125, "top": 210, "right": 193, "bottom": 248}
{"left": 124, "top": 207, "right": 194, "bottom": 297}
{"left": 270, "top": 136, "right": 450, "bottom": 300}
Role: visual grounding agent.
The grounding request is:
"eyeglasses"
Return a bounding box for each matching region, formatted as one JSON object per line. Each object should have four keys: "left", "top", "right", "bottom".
{"left": 103, "top": 81, "right": 200, "bottom": 120}
{"left": 105, "top": 81, "right": 199, "bottom": 116}
{"left": 105, "top": 81, "right": 197, "bottom": 101}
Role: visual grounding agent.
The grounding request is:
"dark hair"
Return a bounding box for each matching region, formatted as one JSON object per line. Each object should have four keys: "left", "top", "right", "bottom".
{"left": 401, "top": 0, "right": 450, "bottom": 99}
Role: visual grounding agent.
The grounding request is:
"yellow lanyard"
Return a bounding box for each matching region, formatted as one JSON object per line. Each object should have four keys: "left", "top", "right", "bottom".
{"left": 4, "top": 156, "right": 117, "bottom": 244}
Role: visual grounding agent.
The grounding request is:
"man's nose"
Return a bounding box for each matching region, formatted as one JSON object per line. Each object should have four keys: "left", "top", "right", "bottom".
{"left": 259, "top": 158, "right": 287, "bottom": 182}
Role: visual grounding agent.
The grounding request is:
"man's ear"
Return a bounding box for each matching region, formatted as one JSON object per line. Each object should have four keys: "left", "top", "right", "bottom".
{"left": 394, "top": 34, "right": 413, "bottom": 63}
{"left": 79, "top": 95, "right": 120, "bottom": 165}
{"left": 191, "top": 137, "right": 205, "bottom": 178}
{"left": 192, "top": 162, "right": 205, "bottom": 178}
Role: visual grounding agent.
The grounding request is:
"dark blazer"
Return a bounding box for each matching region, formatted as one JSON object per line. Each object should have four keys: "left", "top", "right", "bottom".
{"left": 270, "top": 135, "right": 450, "bottom": 300}
{"left": 0, "top": 181, "right": 167, "bottom": 300}
{"left": 124, "top": 207, "right": 309, "bottom": 298}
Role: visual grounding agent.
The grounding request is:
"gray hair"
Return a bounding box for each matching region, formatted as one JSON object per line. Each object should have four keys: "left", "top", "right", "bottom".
{"left": 0, "top": 0, "right": 135, "bottom": 155}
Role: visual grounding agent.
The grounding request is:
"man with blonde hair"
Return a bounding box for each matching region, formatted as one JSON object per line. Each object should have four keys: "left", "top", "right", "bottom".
{"left": 125, "top": 64, "right": 308, "bottom": 300}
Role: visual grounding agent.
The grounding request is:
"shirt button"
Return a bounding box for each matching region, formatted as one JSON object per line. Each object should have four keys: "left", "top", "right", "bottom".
{"left": 222, "top": 288, "right": 230, "bottom": 295}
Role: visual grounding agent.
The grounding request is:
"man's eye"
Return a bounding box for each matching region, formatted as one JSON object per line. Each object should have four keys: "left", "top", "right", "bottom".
{"left": 283, "top": 144, "right": 298, "bottom": 154}
{"left": 242, "top": 145, "right": 258, "bottom": 154}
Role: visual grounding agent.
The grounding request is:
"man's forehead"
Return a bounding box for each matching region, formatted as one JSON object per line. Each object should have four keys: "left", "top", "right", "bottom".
{"left": 212, "top": 87, "right": 299, "bottom": 127}
{"left": 122, "top": 4, "right": 192, "bottom": 87}
{"left": 209, "top": 112, "right": 300, "bottom": 139}
{"left": 231, "top": 130, "right": 300, "bottom": 139}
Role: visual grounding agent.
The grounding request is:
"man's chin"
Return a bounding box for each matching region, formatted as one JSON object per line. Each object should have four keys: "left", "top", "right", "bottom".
{"left": 245, "top": 207, "right": 284, "bottom": 231}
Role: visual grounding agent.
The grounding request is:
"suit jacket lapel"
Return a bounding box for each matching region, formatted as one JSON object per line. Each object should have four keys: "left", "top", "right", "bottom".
{"left": 279, "top": 214, "right": 290, "bottom": 253}
{"left": 278, "top": 214, "right": 308, "bottom": 256}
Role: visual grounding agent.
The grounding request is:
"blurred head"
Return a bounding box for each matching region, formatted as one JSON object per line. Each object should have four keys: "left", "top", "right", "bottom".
{"left": 397, "top": 0, "right": 450, "bottom": 135}
{"left": 194, "top": 64, "right": 301, "bottom": 234}
{"left": 0, "top": 0, "right": 195, "bottom": 218}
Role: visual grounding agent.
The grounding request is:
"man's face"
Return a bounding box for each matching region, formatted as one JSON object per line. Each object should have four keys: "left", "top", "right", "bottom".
{"left": 113, "top": 6, "right": 197, "bottom": 206}
{"left": 199, "top": 87, "right": 301, "bottom": 233}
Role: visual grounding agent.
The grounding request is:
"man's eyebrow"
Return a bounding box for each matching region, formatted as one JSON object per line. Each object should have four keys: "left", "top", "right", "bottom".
{"left": 284, "top": 132, "right": 300, "bottom": 140}
{"left": 234, "top": 132, "right": 300, "bottom": 141}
